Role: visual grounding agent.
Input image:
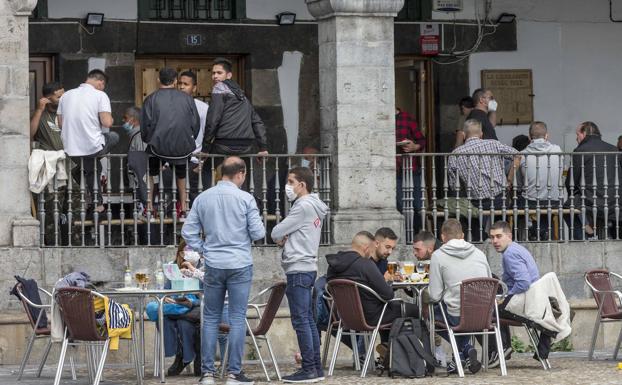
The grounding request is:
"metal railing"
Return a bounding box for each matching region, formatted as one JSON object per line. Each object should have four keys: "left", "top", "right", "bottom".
{"left": 34, "top": 154, "right": 332, "bottom": 247}
{"left": 399, "top": 151, "right": 622, "bottom": 244}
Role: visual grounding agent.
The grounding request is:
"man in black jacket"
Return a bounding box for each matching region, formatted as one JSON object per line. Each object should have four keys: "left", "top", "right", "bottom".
{"left": 141, "top": 68, "right": 200, "bottom": 217}
{"left": 564, "top": 121, "right": 622, "bottom": 240}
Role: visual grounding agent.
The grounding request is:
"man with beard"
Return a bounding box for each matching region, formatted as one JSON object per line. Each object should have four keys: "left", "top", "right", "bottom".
{"left": 30, "top": 82, "right": 65, "bottom": 151}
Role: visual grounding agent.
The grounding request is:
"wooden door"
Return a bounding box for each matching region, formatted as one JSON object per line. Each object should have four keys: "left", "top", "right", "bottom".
{"left": 29, "top": 56, "right": 54, "bottom": 113}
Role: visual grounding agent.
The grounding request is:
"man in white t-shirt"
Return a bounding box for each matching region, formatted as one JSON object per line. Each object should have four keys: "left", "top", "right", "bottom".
{"left": 178, "top": 71, "right": 209, "bottom": 203}
{"left": 58, "top": 69, "right": 119, "bottom": 212}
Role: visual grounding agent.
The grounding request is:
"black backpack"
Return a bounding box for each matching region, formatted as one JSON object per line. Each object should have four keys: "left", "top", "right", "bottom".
{"left": 384, "top": 317, "right": 436, "bottom": 378}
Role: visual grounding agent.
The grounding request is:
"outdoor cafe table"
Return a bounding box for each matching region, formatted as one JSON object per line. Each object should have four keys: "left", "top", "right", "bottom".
{"left": 390, "top": 280, "right": 435, "bottom": 349}
{"left": 99, "top": 287, "right": 202, "bottom": 383}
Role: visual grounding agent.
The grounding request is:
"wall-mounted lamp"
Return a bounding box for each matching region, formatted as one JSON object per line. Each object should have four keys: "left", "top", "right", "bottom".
{"left": 496, "top": 13, "right": 516, "bottom": 24}
{"left": 276, "top": 12, "right": 296, "bottom": 26}
{"left": 85, "top": 13, "right": 105, "bottom": 27}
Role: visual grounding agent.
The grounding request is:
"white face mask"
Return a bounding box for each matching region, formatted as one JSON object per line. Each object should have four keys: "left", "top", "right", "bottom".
{"left": 487, "top": 99, "right": 498, "bottom": 112}
{"left": 301, "top": 159, "right": 311, "bottom": 168}
{"left": 183, "top": 249, "right": 201, "bottom": 264}
{"left": 285, "top": 184, "right": 297, "bottom": 201}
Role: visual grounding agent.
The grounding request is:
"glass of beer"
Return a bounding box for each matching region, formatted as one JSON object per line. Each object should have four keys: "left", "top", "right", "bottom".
{"left": 387, "top": 261, "right": 398, "bottom": 279}
{"left": 135, "top": 272, "right": 150, "bottom": 290}
{"left": 403, "top": 262, "right": 415, "bottom": 276}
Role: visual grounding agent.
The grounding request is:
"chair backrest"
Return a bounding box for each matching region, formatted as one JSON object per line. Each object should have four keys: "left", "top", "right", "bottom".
{"left": 454, "top": 277, "right": 500, "bottom": 332}
{"left": 14, "top": 282, "right": 48, "bottom": 332}
{"left": 585, "top": 269, "right": 620, "bottom": 318}
{"left": 251, "top": 282, "right": 286, "bottom": 336}
{"left": 55, "top": 287, "right": 106, "bottom": 341}
{"left": 326, "top": 279, "right": 375, "bottom": 332}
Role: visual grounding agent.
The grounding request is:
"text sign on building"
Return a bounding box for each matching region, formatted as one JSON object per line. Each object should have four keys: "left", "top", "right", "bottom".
{"left": 186, "top": 34, "right": 202, "bottom": 46}
{"left": 481, "top": 69, "right": 534, "bottom": 125}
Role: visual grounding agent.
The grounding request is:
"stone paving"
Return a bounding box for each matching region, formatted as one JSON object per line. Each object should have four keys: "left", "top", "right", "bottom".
{"left": 2, "top": 352, "right": 621, "bottom": 385}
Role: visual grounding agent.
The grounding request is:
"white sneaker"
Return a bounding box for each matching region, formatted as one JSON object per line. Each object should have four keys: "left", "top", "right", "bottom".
{"left": 198, "top": 372, "right": 216, "bottom": 385}
{"left": 435, "top": 345, "right": 447, "bottom": 367}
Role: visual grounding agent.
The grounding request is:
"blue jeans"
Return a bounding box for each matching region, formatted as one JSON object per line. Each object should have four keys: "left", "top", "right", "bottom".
{"left": 202, "top": 265, "right": 253, "bottom": 375}
{"left": 286, "top": 272, "right": 321, "bottom": 373}
{"left": 434, "top": 303, "right": 473, "bottom": 360}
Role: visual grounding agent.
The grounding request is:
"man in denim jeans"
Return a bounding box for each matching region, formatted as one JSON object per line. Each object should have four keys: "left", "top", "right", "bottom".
{"left": 182, "top": 157, "right": 265, "bottom": 385}
{"left": 272, "top": 167, "right": 328, "bottom": 383}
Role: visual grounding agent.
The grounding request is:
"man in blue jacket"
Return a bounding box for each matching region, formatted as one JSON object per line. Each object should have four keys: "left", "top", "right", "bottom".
{"left": 489, "top": 220, "right": 540, "bottom": 367}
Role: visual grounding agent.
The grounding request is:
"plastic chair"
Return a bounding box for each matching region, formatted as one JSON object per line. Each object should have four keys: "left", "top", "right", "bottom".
{"left": 326, "top": 279, "right": 401, "bottom": 378}
{"left": 13, "top": 282, "right": 77, "bottom": 381}
{"left": 220, "top": 281, "right": 286, "bottom": 381}
{"left": 53, "top": 287, "right": 143, "bottom": 385}
{"left": 436, "top": 277, "right": 507, "bottom": 378}
{"left": 584, "top": 269, "right": 622, "bottom": 360}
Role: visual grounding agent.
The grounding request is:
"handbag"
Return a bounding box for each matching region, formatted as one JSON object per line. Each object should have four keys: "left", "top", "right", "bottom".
{"left": 145, "top": 300, "right": 191, "bottom": 321}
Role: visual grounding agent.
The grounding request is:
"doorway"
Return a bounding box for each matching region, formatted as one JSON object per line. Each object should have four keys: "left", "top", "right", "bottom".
{"left": 29, "top": 56, "right": 54, "bottom": 113}
{"left": 134, "top": 55, "right": 244, "bottom": 106}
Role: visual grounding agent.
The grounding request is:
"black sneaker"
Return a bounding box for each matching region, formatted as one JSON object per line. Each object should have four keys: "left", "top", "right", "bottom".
{"left": 199, "top": 372, "right": 217, "bottom": 385}
{"left": 226, "top": 371, "right": 254, "bottom": 385}
{"left": 446, "top": 359, "right": 462, "bottom": 375}
{"left": 282, "top": 369, "right": 320, "bottom": 383}
{"left": 315, "top": 367, "right": 325, "bottom": 381}
{"left": 489, "top": 347, "right": 512, "bottom": 369}
{"left": 464, "top": 347, "right": 481, "bottom": 374}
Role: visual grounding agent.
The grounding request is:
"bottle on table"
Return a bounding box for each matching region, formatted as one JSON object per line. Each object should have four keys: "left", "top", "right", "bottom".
{"left": 124, "top": 268, "right": 133, "bottom": 288}
{"left": 155, "top": 261, "right": 165, "bottom": 290}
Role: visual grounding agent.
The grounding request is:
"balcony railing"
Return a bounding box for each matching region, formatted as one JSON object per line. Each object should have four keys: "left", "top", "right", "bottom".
{"left": 34, "top": 154, "right": 331, "bottom": 248}
{"left": 399, "top": 151, "right": 622, "bottom": 244}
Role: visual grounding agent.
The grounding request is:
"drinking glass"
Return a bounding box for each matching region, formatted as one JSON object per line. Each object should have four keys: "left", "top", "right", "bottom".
{"left": 403, "top": 262, "right": 415, "bottom": 276}
{"left": 134, "top": 272, "right": 150, "bottom": 290}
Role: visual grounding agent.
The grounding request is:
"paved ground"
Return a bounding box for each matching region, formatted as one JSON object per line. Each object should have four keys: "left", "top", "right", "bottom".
{"left": 2, "top": 352, "right": 621, "bottom": 385}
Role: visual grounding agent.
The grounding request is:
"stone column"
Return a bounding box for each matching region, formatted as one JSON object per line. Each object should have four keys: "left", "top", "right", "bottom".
{"left": 306, "top": 0, "right": 404, "bottom": 243}
{"left": 0, "top": 0, "right": 39, "bottom": 246}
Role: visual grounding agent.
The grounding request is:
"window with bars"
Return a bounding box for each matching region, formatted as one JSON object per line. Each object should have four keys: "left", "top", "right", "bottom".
{"left": 396, "top": 0, "right": 432, "bottom": 21}
{"left": 141, "top": 0, "right": 238, "bottom": 20}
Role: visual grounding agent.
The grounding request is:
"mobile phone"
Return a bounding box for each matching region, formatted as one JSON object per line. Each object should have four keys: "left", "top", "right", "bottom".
{"left": 396, "top": 140, "right": 410, "bottom": 146}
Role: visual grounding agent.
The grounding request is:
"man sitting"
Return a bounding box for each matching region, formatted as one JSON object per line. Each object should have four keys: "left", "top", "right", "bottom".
{"left": 369, "top": 227, "right": 398, "bottom": 275}
{"left": 429, "top": 219, "right": 491, "bottom": 375}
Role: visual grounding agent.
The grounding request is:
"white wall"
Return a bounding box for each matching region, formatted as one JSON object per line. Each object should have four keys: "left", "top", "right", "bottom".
{"left": 48, "top": 0, "right": 137, "bottom": 20}
{"left": 245, "top": 0, "right": 314, "bottom": 21}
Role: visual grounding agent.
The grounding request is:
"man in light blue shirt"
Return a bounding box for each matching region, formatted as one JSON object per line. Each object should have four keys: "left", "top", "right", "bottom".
{"left": 182, "top": 156, "right": 265, "bottom": 385}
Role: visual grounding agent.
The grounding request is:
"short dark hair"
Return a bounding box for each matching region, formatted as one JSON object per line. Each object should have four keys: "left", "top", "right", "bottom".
{"left": 159, "top": 67, "right": 178, "bottom": 86}
{"left": 289, "top": 166, "right": 314, "bottom": 193}
{"left": 355, "top": 231, "right": 375, "bottom": 242}
{"left": 221, "top": 157, "right": 246, "bottom": 177}
{"left": 179, "top": 71, "right": 197, "bottom": 85}
{"left": 213, "top": 57, "right": 233, "bottom": 73}
{"left": 441, "top": 219, "right": 463, "bottom": 240}
{"left": 529, "top": 121, "right": 548, "bottom": 139}
{"left": 125, "top": 106, "right": 141, "bottom": 122}
{"left": 490, "top": 220, "right": 512, "bottom": 234}
{"left": 375, "top": 227, "right": 398, "bottom": 241}
{"left": 512, "top": 135, "right": 530, "bottom": 151}
{"left": 412, "top": 230, "right": 436, "bottom": 245}
{"left": 578, "top": 121, "right": 601, "bottom": 137}
{"left": 87, "top": 69, "right": 108, "bottom": 83}
{"left": 471, "top": 88, "right": 489, "bottom": 105}
{"left": 459, "top": 96, "right": 474, "bottom": 109}
{"left": 42, "top": 82, "right": 63, "bottom": 97}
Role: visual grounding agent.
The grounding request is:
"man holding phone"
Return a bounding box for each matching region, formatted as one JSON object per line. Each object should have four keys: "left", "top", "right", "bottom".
{"left": 395, "top": 108, "right": 426, "bottom": 232}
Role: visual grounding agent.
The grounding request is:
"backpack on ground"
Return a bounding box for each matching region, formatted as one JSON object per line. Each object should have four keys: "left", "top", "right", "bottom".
{"left": 384, "top": 317, "right": 436, "bottom": 378}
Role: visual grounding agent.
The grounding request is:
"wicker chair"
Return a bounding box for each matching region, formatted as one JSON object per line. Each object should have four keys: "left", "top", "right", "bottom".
{"left": 326, "top": 279, "right": 401, "bottom": 378}
{"left": 53, "top": 287, "right": 142, "bottom": 385}
{"left": 436, "top": 277, "right": 507, "bottom": 378}
{"left": 219, "top": 281, "right": 286, "bottom": 381}
{"left": 584, "top": 269, "right": 622, "bottom": 360}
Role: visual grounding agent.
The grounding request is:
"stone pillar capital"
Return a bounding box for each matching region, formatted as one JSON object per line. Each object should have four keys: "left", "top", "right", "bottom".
{"left": 9, "top": 0, "right": 38, "bottom": 16}
{"left": 306, "top": 0, "right": 404, "bottom": 20}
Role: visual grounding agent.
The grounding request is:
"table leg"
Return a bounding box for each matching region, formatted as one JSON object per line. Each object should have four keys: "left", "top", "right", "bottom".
{"left": 158, "top": 296, "right": 166, "bottom": 383}
{"left": 139, "top": 297, "right": 145, "bottom": 378}
{"left": 428, "top": 302, "right": 435, "bottom": 351}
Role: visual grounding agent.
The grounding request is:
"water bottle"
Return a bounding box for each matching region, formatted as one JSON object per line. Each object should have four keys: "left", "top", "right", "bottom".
{"left": 155, "top": 261, "right": 165, "bottom": 290}
{"left": 124, "top": 269, "right": 132, "bottom": 288}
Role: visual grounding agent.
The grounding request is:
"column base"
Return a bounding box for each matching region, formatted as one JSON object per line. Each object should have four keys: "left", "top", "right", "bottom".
{"left": 331, "top": 208, "right": 404, "bottom": 244}
{"left": 12, "top": 217, "right": 40, "bottom": 247}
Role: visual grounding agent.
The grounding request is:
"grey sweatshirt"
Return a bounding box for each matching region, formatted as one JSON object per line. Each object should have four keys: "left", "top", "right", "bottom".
{"left": 271, "top": 194, "right": 328, "bottom": 274}
{"left": 520, "top": 139, "right": 563, "bottom": 201}
{"left": 428, "top": 239, "right": 492, "bottom": 317}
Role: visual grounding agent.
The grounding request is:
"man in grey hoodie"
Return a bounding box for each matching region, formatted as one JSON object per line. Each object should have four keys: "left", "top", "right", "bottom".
{"left": 429, "top": 219, "right": 491, "bottom": 375}
{"left": 271, "top": 166, "right": 328, "bottom": 383}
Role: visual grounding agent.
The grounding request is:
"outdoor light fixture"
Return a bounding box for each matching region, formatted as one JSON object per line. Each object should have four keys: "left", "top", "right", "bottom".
{"left": 276, "top": 12, "right": 296, "bottom": 25}
{"left": 85, "top": 13, "right": 104, "bottom": 27}
{"left": 496, "top": 13, "right": 516, "bottom": 24}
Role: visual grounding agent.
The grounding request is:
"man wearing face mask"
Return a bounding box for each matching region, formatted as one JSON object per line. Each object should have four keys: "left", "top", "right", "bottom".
{"left": 467, "top": 88, "right": 498, "bottom": 141}
{"left": 271, "top": 167, "right": 328, "bottom": 383}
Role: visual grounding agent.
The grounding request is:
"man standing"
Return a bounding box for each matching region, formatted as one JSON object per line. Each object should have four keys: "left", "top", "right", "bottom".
{"left": 178, "top": 71, "right": 210, "bottom": 200}
{"left": 182, "top": 157, "right": 265, "bottom": 385}
{"left": 30, "top": 82, "right": 65, "bottom": 151}
{"left": 467, "top": 88, "right": 498, "bottom": 141}
{"left": 142, "top": 67, "right": 200, "bottom": 218}
{"left": 489, "top": 221, "right": 542, "bottom": 367}
{"left": 429, "top": 219, "right": 491, "bottom": 375}
{"left": 271, "top": 167, "right": 328, "bottom": 383}
{"left": 370, "top": 227, "right": 398, "bottom": 275}
{"left": 58, "top": 70, "right": 118, "bottom": 213}
{"left": 203, "top": 58, "right": 268, "bottom": 158}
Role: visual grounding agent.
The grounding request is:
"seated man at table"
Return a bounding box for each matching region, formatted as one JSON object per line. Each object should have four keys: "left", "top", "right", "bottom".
{"left": 429, "top": 219, "right": 491, "bottom": 375}
{"left": 370, "top": 227, "right": 398, "bottom": 275}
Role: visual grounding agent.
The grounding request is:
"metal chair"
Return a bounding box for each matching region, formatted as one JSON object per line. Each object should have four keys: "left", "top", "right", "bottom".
{"left": 584, "top": 269, "right": 622, "bottom": 360}
{"left": 326, "top": 279, "right": 401, "bottom": 378}
{"left": 53, "top": 287, "right": 143, "bottom": 385}
{"left": 498, "top": 317, "right": 551, "bottom": 370}
{"left": 220, "top": 282, "right": 286, "bottom": 381}
{"left": 13, "top": 282, "right": 77, "bottom": 381}
{"left": 436, "top": 277, "right": 507, "bottom": 378}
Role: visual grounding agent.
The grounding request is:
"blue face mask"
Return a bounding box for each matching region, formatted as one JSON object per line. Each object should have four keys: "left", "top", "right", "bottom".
{"left": 122, "top": 121, "right": 134, "bottom": 133}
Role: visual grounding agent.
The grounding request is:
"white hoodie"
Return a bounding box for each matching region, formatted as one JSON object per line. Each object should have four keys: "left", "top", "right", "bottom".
{"left": 520, "top": 139, "right": 563, "bottom": 201}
